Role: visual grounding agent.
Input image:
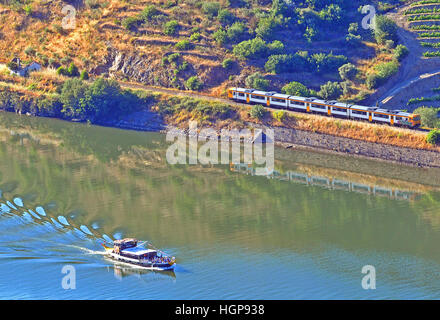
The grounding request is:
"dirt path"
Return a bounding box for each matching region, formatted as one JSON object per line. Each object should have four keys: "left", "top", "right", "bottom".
{"left": 371, "top": 2, "right": 440, "bottom": 108}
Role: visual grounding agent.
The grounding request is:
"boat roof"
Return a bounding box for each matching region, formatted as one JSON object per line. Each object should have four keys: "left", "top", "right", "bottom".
{"left": 121, "top": 246, "right": 157, "bottom": 256}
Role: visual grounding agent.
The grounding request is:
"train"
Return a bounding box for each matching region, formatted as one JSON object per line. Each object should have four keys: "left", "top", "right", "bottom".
{"left": 227, "top": 87, "right": 421, "bottom": 128}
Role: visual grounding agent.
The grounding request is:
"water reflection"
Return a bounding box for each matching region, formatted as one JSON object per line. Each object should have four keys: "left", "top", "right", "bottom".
{"left": 230, "top": 164, "right": 426, "bottom": 201}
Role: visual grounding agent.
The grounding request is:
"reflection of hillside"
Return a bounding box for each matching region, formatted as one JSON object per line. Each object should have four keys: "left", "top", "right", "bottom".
{"left": 230, "top": 164, "right": 434, "bottom": 201}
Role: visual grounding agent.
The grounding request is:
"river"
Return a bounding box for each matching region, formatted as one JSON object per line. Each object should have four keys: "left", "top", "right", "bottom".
{"left": 0, "top": 112, "right": 440, "bottom": 299}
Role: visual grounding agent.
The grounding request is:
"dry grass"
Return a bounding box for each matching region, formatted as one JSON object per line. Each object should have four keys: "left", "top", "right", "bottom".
{"left": 267, "top": 111, "right": 438, "bottom": 151}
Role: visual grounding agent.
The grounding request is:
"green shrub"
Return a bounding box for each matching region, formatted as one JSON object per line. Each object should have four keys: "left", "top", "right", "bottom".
{"left": 190, "top": 32, "right": 201, "bottom": 41}
{"left": 141, "top": 5, "right": 159, "bottom": 22}
{"left": 213, "top": 29, "right": 228, "bottom": 45}
{"left": 250, "top": 105, "right": 266, "bottom": 120}
{"left": 80, "top": 70, "right": 89, "bottom": 80}
{"left": 272, "top": 110, "right": 286, "bottom": 122}
{"left": 175, "top": 40, "right": 192, "bottom": 50}
{"left": 233, "top": 38, "right": 283, "bottom": 60}
{"left": 163, "top": 20, "right": 179, "bottom": 36}
{"left": 394, "top": 44, "right": 409, "bottom": 61}
{"left": 281, "top": 81, "right": 310, "bottom": 96}
{"left": 218, "top": 9, "right": 235, "bottom": 25}
{"left": 319, "top": 81, "right": 342, "bottom": 100}
{"left": 67, "top": 62, "right": 79, "bottom": 77}
{"left": 226, "top": 22, "right": 248, "bottom": 43}
{"left": 338, "top": 63, "right": 357, "bottom": 81}
{"left": 122, "top": 16, "right": 142, "bottom": 31}
{"left": 374, "top": 15, "right": 398, "bottom": 44}
{"left": 245, "top": 72, "right": 270, "bottom": 90}
{"left": 185, "top": 76, "right": 203, "bottom": 90}
{"left": 222, "top": 58, "right": 235, "bottom": 69}
{"left": 57, "top": 66, "right": 68, "bottom": 76}
{"left": 202, "top": 2, "right": 221, "bottom": 17}
{"left": 427, "top": 129, "right": 440, "bottom": 145}
{"left": 414, "top": 107, "right": 440, "bottom": 128}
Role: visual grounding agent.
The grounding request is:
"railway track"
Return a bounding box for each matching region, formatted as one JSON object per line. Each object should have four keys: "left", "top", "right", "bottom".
{"left": 118, "top": 80, "right": 429, "bottom": 131}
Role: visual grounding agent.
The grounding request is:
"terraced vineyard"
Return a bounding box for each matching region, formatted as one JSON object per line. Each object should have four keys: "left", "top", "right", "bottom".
{"left": 406, "top": 0, "right": 440, "bottom": 57}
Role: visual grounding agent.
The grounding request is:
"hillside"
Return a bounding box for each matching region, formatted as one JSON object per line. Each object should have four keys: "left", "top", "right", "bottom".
{"left": 0, "top": 0, "right": 410, "bottom": 101}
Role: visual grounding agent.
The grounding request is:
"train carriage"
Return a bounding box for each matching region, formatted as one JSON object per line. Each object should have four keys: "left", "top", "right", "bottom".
{"left": 227, "top": 87, "right": 421, "bottom": 128}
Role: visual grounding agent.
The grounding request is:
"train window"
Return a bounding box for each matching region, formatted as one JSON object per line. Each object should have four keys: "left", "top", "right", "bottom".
{"left": 351, "top": 110, "right": 367, "bottom": 115}
{"left": 291, "top": 101, "right": 305, "bottom": 106}
{"left": 272, "top": 97, "right": 286, "bottom": 103}
{"left": 332, "top": 107, "right": 346, "bottom": 112}
{"left": 374, "top": 113, "right": 389, "bottom": 119}
{"left": 312, "top": 104, "right": 326, "bottom": 109}
{"left": 237, "top": 92, "right": 245, "bottom": 97}
{"left": 251, "top": 95, "right": 265, "bottom": 100}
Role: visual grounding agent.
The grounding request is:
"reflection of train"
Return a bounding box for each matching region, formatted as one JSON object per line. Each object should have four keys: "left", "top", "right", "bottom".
{"left": 227, "top": 87, "right": 421, "bottom": 128}
{"left": 230, "top": 164, "right": 421, "bottom": 201}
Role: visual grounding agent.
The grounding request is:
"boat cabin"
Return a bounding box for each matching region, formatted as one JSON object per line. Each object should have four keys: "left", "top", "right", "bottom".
{"left": 120, "top": 247, "right": 158, "bottom": 260}
{"left": 113, "top": 238, "right": 138, "bottom": 251}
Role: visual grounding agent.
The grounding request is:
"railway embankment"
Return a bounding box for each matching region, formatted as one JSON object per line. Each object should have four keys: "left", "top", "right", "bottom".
{"left": 269, "top": 125, "right": 440, "bottom": 168}
{"left": 103, "top": 110, "right": 440, "bottom": 168}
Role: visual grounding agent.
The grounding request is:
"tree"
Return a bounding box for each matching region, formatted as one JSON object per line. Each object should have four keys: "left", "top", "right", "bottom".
{"left": 281, "top": 81, "right": 310, "bottom": 96}
{"left": 60, "top": 78, "right": 88, "bottom": 119}
{"left": 338, "top": 63, "right": 357, "bottom": 81}
{"left": 245, "top": 72, "right": 270, "bottom": 90}
{"left": 414, "top": 107, "right": 439, "bottom": 128}
{"left": 265, "top": 54, "right": 292, "bottom": 74}
{"left": 374, "top": 15, "right": 398, "bottom": 44}
{"left": 233, "top": 38, "right": 268, "bottom": 59}
{"left": 84, "top": 78, "right": 125, "bottom": 119}
{"left": 186, "top": 76, "right": 203, "bottom": 90}
{"left": 319, "top": 81, "right": 342, "bottom": 100}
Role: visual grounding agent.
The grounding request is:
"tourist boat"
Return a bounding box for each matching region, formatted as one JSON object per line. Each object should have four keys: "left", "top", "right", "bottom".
{"left": 102, "top": 238, "right": 176, "bottom": 271}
